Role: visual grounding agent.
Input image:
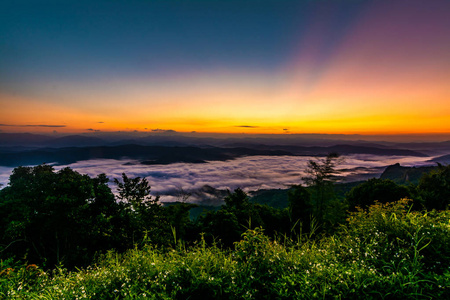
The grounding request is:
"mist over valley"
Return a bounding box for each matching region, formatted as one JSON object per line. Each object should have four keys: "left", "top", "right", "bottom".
{"left": 0, "top": 132, "right": 447, "bottom": 205}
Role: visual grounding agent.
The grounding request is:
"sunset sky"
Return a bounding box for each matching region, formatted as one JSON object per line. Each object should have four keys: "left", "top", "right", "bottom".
{"left": 1, "top": 0, "right": 449, "bottom": 135}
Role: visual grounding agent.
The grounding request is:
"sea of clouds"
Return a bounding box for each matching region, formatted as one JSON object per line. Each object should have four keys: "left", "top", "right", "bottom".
{"left": 0, "top": 154, "right": 435, "bottom": 204}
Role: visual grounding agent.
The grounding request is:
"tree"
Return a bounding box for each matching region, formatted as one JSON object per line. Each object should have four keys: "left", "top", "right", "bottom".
{"left": 223, "top": 188, "right": 266, "bottom": 229}
{"left": 302, "top": 153, "right": 343, "bottom": 224}
{"left": 113, "top": 173, "right": 170, "bottom": 246}
{"left": 114, "top": 173, "right": 159, "bottom": 212}
{"left": 196, "top": 188, "right": 270, "bottom": 247}
{"left": 288, "top": 184, "right": 312, "bottom": 233}
{"left": 0, "top": 165, "right": 123, "bottom": 268}
{"left": 165, "top": 202, "right": 197, "bottom": 244}
{"left": 346, "top": 178, "right": 412, "bottom": 210}
{"left": 88, "top": 173, "right": 125, "bottom": 252}
{"left": 224, "top": 188, "right": 250, "bottom": 210}
{"left": 198, "top": 209, "right": 241, "bottom": 247}
{"left": 417, "top": 164, "right": 450, "bottom": 210}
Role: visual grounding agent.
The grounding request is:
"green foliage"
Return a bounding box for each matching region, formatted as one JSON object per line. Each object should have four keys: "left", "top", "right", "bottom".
{"left": 1, "top": 162, "right": 450, "bottom": 299}
{"left": 302, "top": 153, "right": 342, "bottom": 187}
{"left": 302, "top": 153, "right": 347, "bottom": 231}
{"left": 0, "top": 165, "right": 124, "bottom": 268}
{"left": 288, "top": 184, "right": 312, "bottom": 233}
{"left": 197, "top": 188, "right": 291, "bottom": 247}
{"left": 1, "top": 200, "right": 448, "bottom": 299}
{"left": 380, "top": 163, "right": 437, "bottom": 185}
{"left": 0, "top": 166, "right": 180, "bottom": 269}
{"left": 114, "top": 173, "right": 158, "bottom": 211}
{"left": 165, "top": 202, "right": 198, "bottom": 243}
{"left": 250, "top": 189, "right": 289, "bottom": 209}
{"left": 197, "top": 205, "right": 242, "bottom": 247}
{"left": 346, "top": 178, "right": 413, "bottom": 210}
{"left": 113, "top": 173, "right": 172, "bottom": 248}
{"left": 224, "top": 187, "right": 249, "bottom": 210}
{"left": 339, "top": 199, "right": 450, "bottom": 275}
{"left": 417, "top": 164, "right": 450, "bottom": 210}
{"left": 288, "top": 185, "right": 311, "bottom": 220}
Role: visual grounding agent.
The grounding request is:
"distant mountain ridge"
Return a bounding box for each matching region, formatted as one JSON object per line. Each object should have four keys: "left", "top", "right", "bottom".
{"left": 0, "top": 133, "right": 106, "bottom": 147}
{"left": 45, "top": 135, "right": 106, "bottom": 147}
{"left": 2, "top": 132, "right": 449, "bottom": 151}
{"left": 0, "top": 144, "right": 293, "bottom": 167}
{"left": 430, "top": 154, "right": 450, "bottom": 164}
{"left": 0, "top": 133, "right": 442, "bottom": 169}
{"left": 230, "top": 143, "right": 427, "bottom": 157}
{"left": 0, "top": 133, "right": 53, "bottom": 146}
{"left": 0, "top": 142, "right": 429, "bottom": 167}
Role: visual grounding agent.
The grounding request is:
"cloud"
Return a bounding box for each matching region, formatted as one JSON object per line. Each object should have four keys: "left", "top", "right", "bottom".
{"left": 0, "top": 154, "right": 433, "bottom": 203}
{"left": 152, "top": 129, "right": 177, "bottom": 133}
{"left": 48, "top": 154, "right": 430, "bottom": 204}
{"left": 87, "top": 128, "right": 101, "bottom": 132}
{"left": 0, "top": 124, "right": 66, "bottom": 128}
{"left": 0, "top": 166, "right": 15, "bottom": 188}
{"left": 235, "top": 125, "right": 260, "bottom": 128}
{"left": 54, "top": 157, "right": 309, "bottom": 203}
{"left": 97, "top": 122, "right": 104, "bottom": 124}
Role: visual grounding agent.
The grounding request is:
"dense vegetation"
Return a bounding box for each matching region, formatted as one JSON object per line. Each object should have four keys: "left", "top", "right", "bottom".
{"left": 0, "top": 156, "right": 449, "bottom": 299}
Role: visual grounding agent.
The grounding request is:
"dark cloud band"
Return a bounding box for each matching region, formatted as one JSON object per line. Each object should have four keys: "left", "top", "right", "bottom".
{"left": 0, "top": 124, "right": 66, "bottom": 128}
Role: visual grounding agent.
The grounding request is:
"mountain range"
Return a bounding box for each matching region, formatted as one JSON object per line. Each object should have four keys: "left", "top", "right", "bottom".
{"left": 0, "top": 144, "right": 428, "bottom": 167}
{"left": 1, "top": 132, "right": 448, "bottom": 168}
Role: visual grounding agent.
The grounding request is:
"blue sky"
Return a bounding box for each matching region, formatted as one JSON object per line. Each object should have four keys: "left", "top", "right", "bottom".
{"left": 1, "top": 0, "right": 449, "bottom": 135}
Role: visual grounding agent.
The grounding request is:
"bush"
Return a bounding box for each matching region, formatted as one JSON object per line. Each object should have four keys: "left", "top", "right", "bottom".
{"left": 346, "top": 178, "right": 412, "bottom": 210}
{"left": 1, "top": 200, "right": 448, "bottom": 299}
{"left": 417, "top": 164, "right": 450, "bottom": 210}
{"left": 338, "top": 199, "right": 450, "bottom": 274}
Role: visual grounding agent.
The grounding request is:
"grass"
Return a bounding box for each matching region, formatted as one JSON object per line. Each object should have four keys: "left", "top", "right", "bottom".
{"left": 1, "top": 199, "right": 449, "bottom": 299}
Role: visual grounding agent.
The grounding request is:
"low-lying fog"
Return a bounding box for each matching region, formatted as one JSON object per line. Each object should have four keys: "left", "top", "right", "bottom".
{"left": 0, "top": 154, "right": 436, "bottom": 204}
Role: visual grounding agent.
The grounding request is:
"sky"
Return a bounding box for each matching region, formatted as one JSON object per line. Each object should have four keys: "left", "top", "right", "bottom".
{"left": 1, "top": 0, "right": 449, "bottom": 135}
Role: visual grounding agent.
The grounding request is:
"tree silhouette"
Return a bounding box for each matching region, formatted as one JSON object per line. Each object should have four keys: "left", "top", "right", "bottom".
{"left": 113, "top": 173, "right": 170, "bottom": 246}
{"left": 114, "top": 173, "right": 159, "bottom": 211}
{"left": 346, "top": 178, "right": 412, "bottom": 210}
{"left": 302, "top": 153, "right": 343, "bottom": 225}
{"left": 288, "top": 184, "right": 312, "bottom": 233}
{"left": 0, "top": 165, "right": 123, "bottom": 268}
{"left": 417, "top": 164, "right": 450, "bottom": 210}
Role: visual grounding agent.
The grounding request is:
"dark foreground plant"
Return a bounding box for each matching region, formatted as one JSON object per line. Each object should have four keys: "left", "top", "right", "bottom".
{"left": 1, "top": 200, "right": 448, "bottom": 299}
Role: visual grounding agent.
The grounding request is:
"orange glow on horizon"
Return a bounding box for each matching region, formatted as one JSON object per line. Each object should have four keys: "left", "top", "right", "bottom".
{"left": 1, "top": 2, "right": 449, "bottom": 137}
{"left": 1, "top": 90, "right": 450, "bottom": 136}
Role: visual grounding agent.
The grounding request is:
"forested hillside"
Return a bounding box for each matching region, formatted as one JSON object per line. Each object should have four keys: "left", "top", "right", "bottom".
{"left": 0, "top": 157, "right": 449, "bottom": 299}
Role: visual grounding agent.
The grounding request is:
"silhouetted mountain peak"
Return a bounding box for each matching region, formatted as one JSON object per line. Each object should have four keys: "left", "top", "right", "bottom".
{"left": 45, "top": 135, "right": 106, "bottom": 147}
{"left": 0, "top": 133, "right": 53, "bottom": 146}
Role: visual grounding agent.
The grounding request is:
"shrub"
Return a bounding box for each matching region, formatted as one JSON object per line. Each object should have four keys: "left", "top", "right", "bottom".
{"left": 1, "top": 200, "right": 448, "bottom": 299}
{"left": 338, "top": 199, "right": 450, "bottom": 274}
